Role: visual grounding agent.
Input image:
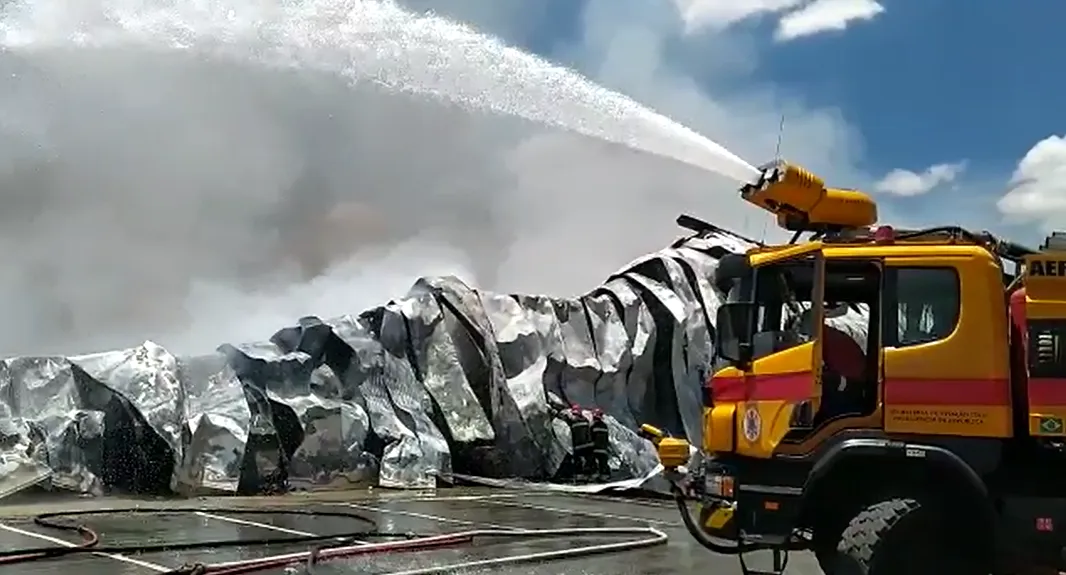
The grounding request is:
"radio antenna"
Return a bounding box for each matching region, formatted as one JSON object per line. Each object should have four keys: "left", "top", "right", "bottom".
{"left": 774, "top": 114, "right": 786, "bottom": 161}
{"left": 763, "top": 114, "right": 785, "bottom": 246}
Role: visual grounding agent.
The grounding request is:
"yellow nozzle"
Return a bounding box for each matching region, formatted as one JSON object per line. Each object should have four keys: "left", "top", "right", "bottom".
{"left": 639, "top": 423, "right": 690, "bottom": 469}
{"left": 780, "top": 163, "right": 824, "bottom": 190}
{"left": 657, "top": 438, "right": 692, "bottom": 469}
{"left": 639, "top": 424, "right": 665, "bottom": 443}
{"left": 739, "top": 160, "right": 877, "bottom": 232}
{"left": 740, "top": 159, "right": 824, "bottom": 198}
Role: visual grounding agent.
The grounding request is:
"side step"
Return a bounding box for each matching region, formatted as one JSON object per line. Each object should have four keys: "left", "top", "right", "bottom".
{"left": 739, "top": 548, "right": 789, "bottom": 575}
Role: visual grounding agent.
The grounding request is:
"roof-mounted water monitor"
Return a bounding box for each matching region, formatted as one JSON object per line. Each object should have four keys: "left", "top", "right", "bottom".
{"left": 739, "top": 159, "right": 878, "bottom": 234}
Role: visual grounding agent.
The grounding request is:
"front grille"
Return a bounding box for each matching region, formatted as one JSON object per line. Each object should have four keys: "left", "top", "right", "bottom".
{"left": 1029, "top": 320, "right": 1066, "bottom": 378}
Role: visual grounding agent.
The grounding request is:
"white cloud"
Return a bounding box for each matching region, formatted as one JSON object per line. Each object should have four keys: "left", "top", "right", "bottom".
{"left": 668, "top": 0, "right": 886, "bottom": 40}
{"left": 775, "top": 0, "right": 886, "bottom": 41}
{"left": 997, "top": 135, "right": 1066, "bottom": 230}
{"left": 670, "top": 0, "right": 806, "bottom": 33}
{"left": 874, "top": 162, "right": 967, "bottom": 196}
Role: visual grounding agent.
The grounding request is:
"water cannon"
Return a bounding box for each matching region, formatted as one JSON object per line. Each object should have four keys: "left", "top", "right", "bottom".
{"left": 639, "top": 424, "right": 690, "bottom": 470}
{"left": 739, "top": 160, "right": 878, "bottom": 235}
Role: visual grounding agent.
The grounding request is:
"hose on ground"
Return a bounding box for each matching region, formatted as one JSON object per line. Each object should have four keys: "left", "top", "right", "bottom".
{"left": 0, "top": 505, "right": 670, "bottom": 575}
{"left": 0, "top": 520, "right": 100, "bottom": 564}
{"left": 0, "top": 507, "right": 435, "bottom": 566}
{"left": 166, "top": 532, "right": 476, "bottom": 575}
{"left": 377, "top": 527, "right": 669, "bottom": 575}
{"left": 175, "top": 527, "right": 669, "bottom": 575}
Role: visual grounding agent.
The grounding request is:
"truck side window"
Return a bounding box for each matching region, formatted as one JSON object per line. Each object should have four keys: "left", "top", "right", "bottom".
{"left": 886, "top": 267, "right": 961, "bottom": 347}
{"left": 745, "top": 266, "right": 808, "bottom": 360}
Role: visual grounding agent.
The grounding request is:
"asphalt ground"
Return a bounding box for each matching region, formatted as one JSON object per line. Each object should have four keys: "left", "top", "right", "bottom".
{"left": 0, "top": 488, "right": 823, "bottom": 574}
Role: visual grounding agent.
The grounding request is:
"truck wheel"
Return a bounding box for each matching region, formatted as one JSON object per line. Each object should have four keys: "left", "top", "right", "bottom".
{"left": 813, "top": 523, "right": 847, "bottom": 575}
{"left": 834, "top": 498, "right": 983, "bottom": 575}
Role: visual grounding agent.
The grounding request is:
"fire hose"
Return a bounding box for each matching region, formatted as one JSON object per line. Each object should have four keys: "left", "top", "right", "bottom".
{"left": 0, "top": 507, "right": 410, "bottom": 564}
{"left": 669, "top": 483, "right": 746, "bottom": 555}
{"left": 369, "top": 527, "right": 668, "bottom": 575}
{"left": 668, "top": 482, "right": 809, "bottom": 556}
{"left": 636, "top": 423, "right": 809, "bottom": 557}
{"left": 0, "top": 506, "right": 669, "bottom": 574}
{"left": 193, "top": 527, "right": 669, "bottom": 575}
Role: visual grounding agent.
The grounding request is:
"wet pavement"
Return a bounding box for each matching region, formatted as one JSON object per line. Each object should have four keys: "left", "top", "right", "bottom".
{"left": 0, "top": 488, "right": 824, "bottom": 574}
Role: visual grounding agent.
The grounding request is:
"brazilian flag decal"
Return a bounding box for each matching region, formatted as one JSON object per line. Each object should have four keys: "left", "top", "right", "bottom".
{"left": 1039, "top": 416, "right": 1064, "bottom": 434}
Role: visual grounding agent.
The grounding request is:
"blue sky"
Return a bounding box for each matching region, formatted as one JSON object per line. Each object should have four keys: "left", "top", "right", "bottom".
{"left": 761, "top": 0, "right": 1061, "bottom": 173}
{"left": 755, "top": 0, "right": 1065, "bottom": 240}
{"left": 421, "top": 0, "right": 1065, "bottom": 246}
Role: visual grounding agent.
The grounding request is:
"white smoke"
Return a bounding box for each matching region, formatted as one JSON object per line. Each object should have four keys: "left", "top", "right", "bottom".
{"left": 0, "top": 4, "right": 504, "bottom": 355}
{"left": 0, "top": 0, "right": 867, "bottom": 357}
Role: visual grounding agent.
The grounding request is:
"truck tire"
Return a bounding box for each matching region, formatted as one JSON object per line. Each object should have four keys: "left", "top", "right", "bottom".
{"left": 834, "top": 497, "right": 983, "bottom": 575}
{"left": 812, "top": 518, "right": 848, "bottom": 575}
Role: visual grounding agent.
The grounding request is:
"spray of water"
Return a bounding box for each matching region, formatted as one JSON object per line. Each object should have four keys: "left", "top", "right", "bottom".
{"left": 349, "top": 2, "right": 761, "bottom": 182}
{"left": 0, "top": 0, "right": 760, "bottom": 356}
{"left": 0, "top": 0, "right": 759, "bottom": 182}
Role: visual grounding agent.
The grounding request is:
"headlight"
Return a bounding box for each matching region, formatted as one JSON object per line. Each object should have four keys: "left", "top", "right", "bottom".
{"left": 788, "top": 399, "right": 814, "bottom": 429}
{"left": 704, "top": 473, "right": 735, "bottom": 498}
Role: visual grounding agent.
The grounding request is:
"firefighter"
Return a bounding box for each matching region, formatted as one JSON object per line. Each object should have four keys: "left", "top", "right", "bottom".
{"left": 589, "top": 408, "right": 611, "bottom": 482}
{"left": 566, "top": 404, "right": 594, "bottom": 483}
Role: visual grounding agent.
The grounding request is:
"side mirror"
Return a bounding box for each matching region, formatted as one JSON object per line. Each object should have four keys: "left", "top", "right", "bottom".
{"left": 716, "top": 302, "right": 755, "bottom": 367}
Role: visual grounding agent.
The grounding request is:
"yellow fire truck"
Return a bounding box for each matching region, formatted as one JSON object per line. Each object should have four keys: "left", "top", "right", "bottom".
{"left": 643, "top": 161, "right": 1066, "bottom": 575}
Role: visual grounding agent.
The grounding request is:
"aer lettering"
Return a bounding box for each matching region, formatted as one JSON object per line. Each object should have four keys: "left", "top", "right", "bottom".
{"left": 1028, "top": 260, "right": 1066, "bottom": 277}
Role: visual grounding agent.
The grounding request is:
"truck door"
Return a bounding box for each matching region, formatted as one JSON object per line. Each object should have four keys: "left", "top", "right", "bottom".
{"left": 881, "top": 259, "right": 1012, "bottom": 438}
{"left": 712, "top": 243, "right": 825, "bottom": 459}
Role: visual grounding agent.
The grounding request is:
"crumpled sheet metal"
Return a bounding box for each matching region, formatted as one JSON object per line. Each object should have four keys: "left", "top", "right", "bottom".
{"left": 0, "top": 348, "right": 190, "bottom": 496}
{"left": 399, "top": 291, "right": 494, "bottom": 445}
{"left": 660, "top": 254, "right": 716, "bottom": 447}
{"left": 596, "top": 278, "right": 657, "bottom": 431}
{"left": 479, "top": 293, "right": 567, "bottom": 478}
{"left": 217, "top": 342, "right": 308, "bottom": 492}
{"left": 324, "top": 314, "right": 439, "bottom": 489}
{"left": 414, "top": 277, "right": 553, "bottom": 479}
{"left": 551, "top": 299, "right": 601, "bottom": 409}
{"left": 580, "top": 292, "right": 635, "bottom": 429}
{"left": 0, "top": 226, "right": 874, "bottom": 497}
{"left": 71, "top": 343, "right": 184, "bottom": 491}
{"left": 0, "top": 356, "right": 103, "bottom": 495}
{"left": 174, "top": 353, "right": 249, "bottom": 494}
{"left": 220, "top": 338, "right": 379, "bottom": 491}
{"left": 416, "top": 276, "right": 508, "bottom": 423}
{"left": 378, "top": 303, "right": 452, "bottom": 481}
{"left": 512, "top": 294, "right": 567, "bottom": 403}
{"left": 622, "top": 269, "right": 690, "bottom": 441}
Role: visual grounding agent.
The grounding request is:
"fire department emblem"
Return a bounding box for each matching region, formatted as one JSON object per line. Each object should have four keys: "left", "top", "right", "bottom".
{"left": 743, "top": 407, "right": 761, "bottom": 442}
